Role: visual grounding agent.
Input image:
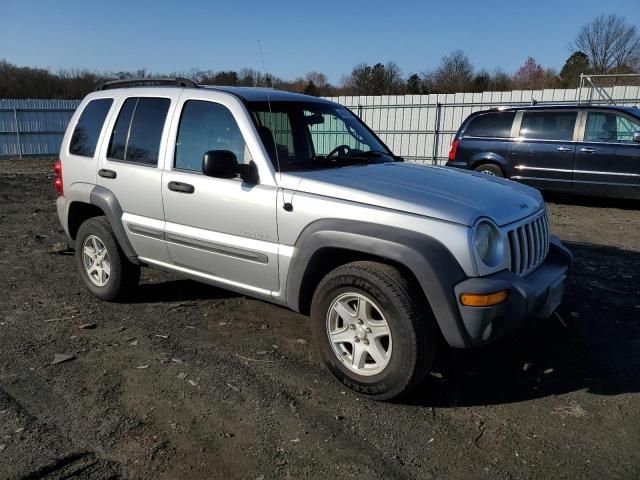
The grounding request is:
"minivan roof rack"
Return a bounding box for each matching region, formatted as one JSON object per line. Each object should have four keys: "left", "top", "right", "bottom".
{"left": 95, "top": 77, "right": 198, "bottom": 91}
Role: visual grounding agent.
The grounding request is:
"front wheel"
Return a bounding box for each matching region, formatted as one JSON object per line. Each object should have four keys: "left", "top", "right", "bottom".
{"left": 310, "top": 261, "right": 436, "bottom": 400}
{"left": 75, "top": 217, "right": 140, "bottom": 301}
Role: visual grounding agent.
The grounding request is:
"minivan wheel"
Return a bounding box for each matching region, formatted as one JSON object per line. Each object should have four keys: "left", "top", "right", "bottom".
{"left": 474, "top": 163, "right": 504, "bottom": 177}
{"left": 310, "top": 261, "right": 436, "bottom": 400}
{"left": 75, "top": 217, "right": 140, "bottom": 301}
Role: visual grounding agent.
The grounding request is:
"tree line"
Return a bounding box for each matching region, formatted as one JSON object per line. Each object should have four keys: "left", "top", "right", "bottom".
{"left": 1, "top": 13, "right": 638, "bottom": 100}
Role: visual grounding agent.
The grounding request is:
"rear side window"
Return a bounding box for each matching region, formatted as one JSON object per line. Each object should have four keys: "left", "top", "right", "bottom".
{"left": 520, "top": 111, "right": 577, "bottom": 141}
{"left": 464, "top": 112, "right": 515, "bottom": 138}
{"left": 69, "top": 98, "right": 113, "bottom": 157}
{"left": 108, "top": 97, "right": 171, "bottom": 165}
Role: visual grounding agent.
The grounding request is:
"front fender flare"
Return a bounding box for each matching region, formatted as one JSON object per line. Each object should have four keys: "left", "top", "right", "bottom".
{"left": 286, "top": 219, "right": 472, "bottom": 348}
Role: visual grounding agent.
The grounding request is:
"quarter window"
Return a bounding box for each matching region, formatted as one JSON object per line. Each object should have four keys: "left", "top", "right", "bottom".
{"left": 69, "top": 98, "right": 113, "bottom": 157}
{"left": 464, "top": 112, "right": 515, "bottom": 138}
{"left": 175, "top": 100, "right": 248, "bottom": 172}
{"left": 108, "top": 97, "right": 171, "bottom": 165}
{"left": 584, "top": 112, "right": 640, "bottom": 143}
{"left": 519, "top": 111, "right": 577, "bottom": 141}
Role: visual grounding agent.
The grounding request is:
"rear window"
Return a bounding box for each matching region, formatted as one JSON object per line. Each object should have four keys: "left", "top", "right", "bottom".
{"left": 69, "top": 98, "right": 113, "bottom": 157}
{"left": 108, "top": 97, "right": 171, "bottom": 165}
{"left": 519, "top": 111, "right": 577, "bottom": 141}
{"left": 464, "top": 112, "right": 515, "bottom": 138}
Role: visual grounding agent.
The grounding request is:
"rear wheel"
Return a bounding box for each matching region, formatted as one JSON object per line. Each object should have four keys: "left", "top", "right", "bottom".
{"left": 75, "top": 217, "right": 140, "bottom": 301}
{"left": 310, "top": 261, "right": 436, "bottom": 400}
{"left": 474, "top": 163, "right": 504, "bottom": 177}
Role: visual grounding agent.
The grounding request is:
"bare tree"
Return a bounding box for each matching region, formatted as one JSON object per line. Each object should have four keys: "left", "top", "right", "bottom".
{"left": 573, "top": 14, "right": 640, "bottom": 73}
{"left": 423, "top": 50, "right": 474, "bottom": 93}
{"left": 342, "top": 62, "right": 405, "bottom": 95}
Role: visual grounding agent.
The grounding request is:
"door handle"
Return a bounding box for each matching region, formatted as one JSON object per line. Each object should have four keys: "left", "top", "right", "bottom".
{"left": 580, "top": 147, "right": 596, "bottom": 153}
{"left": 168, "top": 181, "right": 195, "bottom": 194}
{"left": 98, "top": 169, "right": 117, "bottom": 179}
{"left": 556, "top": 146, "right": 572, "bottom": 152}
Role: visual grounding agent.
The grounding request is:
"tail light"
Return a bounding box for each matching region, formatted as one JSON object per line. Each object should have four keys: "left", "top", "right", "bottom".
{"left": 53, "top": 160, "right": 63, "bottom": 196}
{"left": 448, "top": 139, "right": 459, "bottom": 161}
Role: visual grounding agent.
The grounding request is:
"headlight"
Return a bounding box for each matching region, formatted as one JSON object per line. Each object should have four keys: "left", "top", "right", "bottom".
{"left": 473, "top": 220, "right": 502, "bottom": 267}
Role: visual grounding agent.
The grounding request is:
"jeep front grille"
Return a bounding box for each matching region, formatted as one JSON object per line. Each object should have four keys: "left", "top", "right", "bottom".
{"left": 507, "top": 211, "right": 550, "bottom": 276}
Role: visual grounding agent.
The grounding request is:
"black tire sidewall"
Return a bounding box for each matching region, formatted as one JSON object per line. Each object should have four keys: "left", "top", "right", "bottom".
{"left": 75, "top": 218, "right": 131, "bottom": 301}
{"left": 310, "top": 268, "right": 422, "bottom": 398}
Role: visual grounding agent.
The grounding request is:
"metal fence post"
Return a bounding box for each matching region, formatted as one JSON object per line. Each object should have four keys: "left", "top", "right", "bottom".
{"left": 431, "top": 102, "right": 442, "bottom": 165}
{"left": 13, "top": 108, "right": 22, "bottom": 159}
{"left": 357, "top": 104, "right": 362, "bottom": 118}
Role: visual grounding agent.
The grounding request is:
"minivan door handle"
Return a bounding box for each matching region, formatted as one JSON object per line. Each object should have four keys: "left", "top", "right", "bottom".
{"left": 556, "top": 146, "right": 572, "bottom": 152}
{"left": 168, "top": 181, "right": 195, "bottom": 194}
{"left": 580, "top": 147, "right": 596, "bottom": 153}
{"left": 98, "top": 169, "right": 117, "bottom": 179}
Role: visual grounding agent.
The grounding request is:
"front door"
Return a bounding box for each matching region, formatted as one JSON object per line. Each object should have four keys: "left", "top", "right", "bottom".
{"left": 508, "top": 110, "right": 578, "bottom": 191}
{"left": 574, "top": 110, "right": 640, "bottom": 199}
{"left": 96, "top": 89, "right": 180, "bottom": 262}
{"left": 161, "top": 97, "right": 280, "bottom": 295}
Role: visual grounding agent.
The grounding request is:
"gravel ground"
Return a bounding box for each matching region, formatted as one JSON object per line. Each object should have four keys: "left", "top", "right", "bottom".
{"left": 1, "top": 158, "right": 639, "bottom": 480}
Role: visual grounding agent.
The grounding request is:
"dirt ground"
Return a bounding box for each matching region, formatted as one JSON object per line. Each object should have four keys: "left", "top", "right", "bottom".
{"left": 0, "top": 158, "right": 639, "bottom": 480}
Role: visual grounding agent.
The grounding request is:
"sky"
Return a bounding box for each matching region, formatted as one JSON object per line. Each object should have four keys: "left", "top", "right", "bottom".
{"left": 2, "top": 0, "right": 639, "bottom": 84}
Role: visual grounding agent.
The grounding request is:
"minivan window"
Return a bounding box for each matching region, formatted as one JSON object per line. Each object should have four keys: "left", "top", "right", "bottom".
{"left": 584, "top": 112, "right": 640, "bottom": 143}
{"left": 69, "top": 98, "right": 113, "bottom": 157}
{"left": 175, "top": 100, "right": 248, "bottom": 172}
{"left": 464, "top": 112, "right": 515, "bottom": 138}
{"left": 108, "top": 97, "right": 171, "bottom": 165}
{"left": 519, "top": 111, "right": 576, "bottom": 141}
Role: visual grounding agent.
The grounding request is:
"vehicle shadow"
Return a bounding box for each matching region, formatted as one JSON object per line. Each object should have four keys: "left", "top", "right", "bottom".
{"left": 408, "top": 240, "right": 640, "bottom": 407}
{"left": 127, "top": 279, "right": 239, "bottom": 303}
{"left": 543, "top": 191, "right": 640, "bottom": 210}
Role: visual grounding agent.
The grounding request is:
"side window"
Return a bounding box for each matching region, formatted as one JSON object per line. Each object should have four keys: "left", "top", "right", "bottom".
{"left": 255, "top": 111, "right": 296, "bottom": 161}
{"left": 584, "top": 112, "right": 640, "bottom": 143}
{"left": 175, "top": 100, "right": 248, "bottom": 172}
{"left": 69, "top": 98, "right": 113, "bottom": 157}
{"left": 520, "top": 111, "right": 577, "bottom": 141}
{"left": 464, "top": 112, "right": 515, "bottom": 138}
{"left": 108, "top": 97, "right": 170, "bottom": 165}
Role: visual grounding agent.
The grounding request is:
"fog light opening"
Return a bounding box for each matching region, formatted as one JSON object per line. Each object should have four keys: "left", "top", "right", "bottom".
{"left": 460, "top": 290, "right": 508, "bottom": 307}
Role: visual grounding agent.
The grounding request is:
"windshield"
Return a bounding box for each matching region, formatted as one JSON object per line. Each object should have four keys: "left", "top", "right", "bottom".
{"left": 248, "top": 101, "right": 394, "bottom": 171}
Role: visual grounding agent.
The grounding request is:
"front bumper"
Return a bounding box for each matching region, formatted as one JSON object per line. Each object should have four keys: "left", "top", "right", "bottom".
{"left": 453, "top": 236, "right": 572, "bottom": 346}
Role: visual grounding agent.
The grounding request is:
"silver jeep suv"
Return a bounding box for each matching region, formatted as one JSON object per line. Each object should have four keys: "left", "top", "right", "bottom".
{"left": 54, "top": 78, "right": 572, "bottom": 400}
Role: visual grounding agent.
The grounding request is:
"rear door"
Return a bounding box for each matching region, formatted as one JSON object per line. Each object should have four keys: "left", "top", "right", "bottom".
{"left": 508, "top": 109, "right": 578, "bottom": 191}
{"left": 96, "top": 88, "right": 181, "bottom": 262}
{"left": 574, "top": 110, "right": 640, "bottom": 199}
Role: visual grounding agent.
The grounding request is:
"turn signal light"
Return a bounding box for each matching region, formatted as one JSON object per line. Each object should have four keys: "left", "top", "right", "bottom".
{"left": 460, "top": 290, "right": 508, "bottom": 307}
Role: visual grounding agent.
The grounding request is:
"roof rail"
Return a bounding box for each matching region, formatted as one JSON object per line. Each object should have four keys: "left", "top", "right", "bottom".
{"left": 95, "top": 77, "right": 198, "bottom": 91}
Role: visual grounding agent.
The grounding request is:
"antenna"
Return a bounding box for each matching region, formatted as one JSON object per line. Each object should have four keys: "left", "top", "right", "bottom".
{"left": 258, "top": 40, "right": 290, "bottom": 210}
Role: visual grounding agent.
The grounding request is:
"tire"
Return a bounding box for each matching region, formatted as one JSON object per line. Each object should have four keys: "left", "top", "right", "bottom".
{"left": 474, "top": 163, "right": 504, "bottom": 177}
{"left": 75, "top": 216, "right": 140, "bottom": 301}
{"left": 310, "top": 261, "right": 437, "bottom": 401}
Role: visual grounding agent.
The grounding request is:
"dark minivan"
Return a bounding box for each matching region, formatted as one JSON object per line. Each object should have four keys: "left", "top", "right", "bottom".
{"left": 446, "top": 104, "right": 640, "bottom": 199}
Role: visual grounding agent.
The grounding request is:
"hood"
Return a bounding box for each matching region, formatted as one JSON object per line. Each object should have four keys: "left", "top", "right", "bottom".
{"left": 282, "top": 162, "right": 543, "bottom": 227}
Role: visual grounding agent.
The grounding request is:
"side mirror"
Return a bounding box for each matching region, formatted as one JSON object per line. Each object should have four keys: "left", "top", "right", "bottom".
{"left": 202, "top": 150, "right": 238, "bottom": 179}
{"left": 239, "top": 160, "right": 260, "bottom": 184}
{"left": 633, "top": 132, "right": 640, "bottom": 143}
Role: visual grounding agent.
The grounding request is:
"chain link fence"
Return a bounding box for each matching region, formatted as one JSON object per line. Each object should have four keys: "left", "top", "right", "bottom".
{"left": 578, "top": 73, "right": 640, "bottom": 105}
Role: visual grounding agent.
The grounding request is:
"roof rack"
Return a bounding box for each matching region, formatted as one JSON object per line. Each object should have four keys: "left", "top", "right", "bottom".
{"left": 95, "top": 77, "right": 198, "bottom": 91}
